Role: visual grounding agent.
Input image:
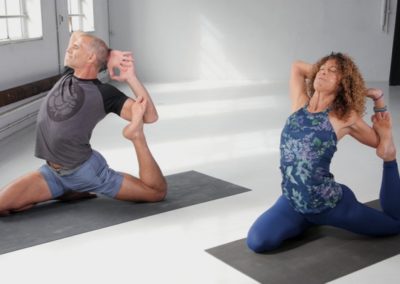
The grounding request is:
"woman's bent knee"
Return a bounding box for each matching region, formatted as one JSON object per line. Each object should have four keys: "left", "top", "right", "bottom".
{"left": 247, "top": 228, "right": 280, "bottom": 253}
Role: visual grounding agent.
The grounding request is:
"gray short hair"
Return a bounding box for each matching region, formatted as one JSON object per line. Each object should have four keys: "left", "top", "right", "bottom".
{"left": 82, "top": 33, "right": 109, "bottom": 71}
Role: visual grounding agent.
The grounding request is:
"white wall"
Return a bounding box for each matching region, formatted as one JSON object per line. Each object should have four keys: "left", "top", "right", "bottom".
{"left": 109, "top": 0, "right": 397, "bottom": 83}
{"left": 93, "top": 0, "right": 110, "bottom": 45}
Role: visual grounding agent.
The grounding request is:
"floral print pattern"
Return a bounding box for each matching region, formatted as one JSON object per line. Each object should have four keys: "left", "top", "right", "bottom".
{"left": 280, "top": 105, "right": 343, "bottom": 214}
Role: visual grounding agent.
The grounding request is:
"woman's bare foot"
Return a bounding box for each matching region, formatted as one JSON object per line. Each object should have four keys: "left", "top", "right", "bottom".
{"left": 372, "top": 112, "right": 397, "bottom": 161}
{"left": 366, "top": 88, "right": 383, "bottom": 100}
{"left": 123, "top": 97, "right": 147, "bottom": 141}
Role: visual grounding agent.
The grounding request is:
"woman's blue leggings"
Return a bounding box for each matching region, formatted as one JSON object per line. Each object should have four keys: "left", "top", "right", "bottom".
{"left": 247, "top": 160, "right": 400, "bottom": 253}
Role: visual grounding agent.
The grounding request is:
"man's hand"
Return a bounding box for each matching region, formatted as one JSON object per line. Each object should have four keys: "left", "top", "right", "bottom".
{"left": 107, "top": 50, "right": 136, "bottom": 82}
{"left": 109, "top": 50, "right": 159, "bottom": 123}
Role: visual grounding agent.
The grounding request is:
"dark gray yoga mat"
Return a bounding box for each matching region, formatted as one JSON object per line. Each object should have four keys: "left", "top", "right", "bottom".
{"left": 0, "top": 170, "right": 250, "bottom": 255}
{"left": 207, "top": 200, "right": 400, "bottom": 284}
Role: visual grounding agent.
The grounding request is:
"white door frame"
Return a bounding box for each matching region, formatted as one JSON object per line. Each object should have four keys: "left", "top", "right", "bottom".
{"left": 54, "top": 0, "right": 70, "bottom": 73}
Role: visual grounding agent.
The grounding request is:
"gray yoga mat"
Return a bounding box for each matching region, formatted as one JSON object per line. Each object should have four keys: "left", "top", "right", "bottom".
{"left": 206, "top": 200, "right": 400, "bottom": 284}
{"left": 0, "top": 170, "right": 250, "bottom": 255}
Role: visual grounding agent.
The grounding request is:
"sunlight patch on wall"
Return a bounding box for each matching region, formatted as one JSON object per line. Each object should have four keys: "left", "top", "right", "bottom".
{"left": 198, "top": 15, "right": 246, "bottom": 81}
{"left": 157, "top": 95, "right": 280, "bottom": 119}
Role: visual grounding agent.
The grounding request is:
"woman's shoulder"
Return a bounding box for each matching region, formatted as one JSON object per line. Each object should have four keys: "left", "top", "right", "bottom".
{"left": 331, "top": 109, "right": 359, "bottom": 125}
{"left": 329, "top": 110, "right": 361, "bottom": 140}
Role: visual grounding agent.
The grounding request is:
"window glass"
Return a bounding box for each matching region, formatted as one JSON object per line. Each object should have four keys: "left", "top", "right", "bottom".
{"left": 0, "top": 0, "right": 42, "bottom": 43}
{"left": 68, "top": 0, "right": 94, "bottom": 32}
{"left": 5, "top": 0, "right": 21, "bottom": 15}
{"left": 8, "top": 17, "right": 23, "bottom": 39}
{"left": 68, "top": 0, "right": 80, "bottom": 15}
{"left": 0, "top": 0, "right": 6, "bottom": 15}
{"left": 0, "top": 19, "right": 7, "bottom": 40}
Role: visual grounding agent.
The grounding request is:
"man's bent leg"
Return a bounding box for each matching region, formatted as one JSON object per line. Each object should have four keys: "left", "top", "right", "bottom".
{"left": 116, "top": 173, "right": 166, "bottom": 202}
{"left": 0, "top": 171, "right": 53, "bottom": 215}
{"left": 115, "top": 98, "right": 167, "bottom": 202}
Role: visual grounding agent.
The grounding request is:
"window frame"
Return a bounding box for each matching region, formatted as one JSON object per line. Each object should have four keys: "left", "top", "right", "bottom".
{"left": 67, "top": 0, "right": 95, "bottom": 33}
{"left": 0, "top": 0, "right": 43, "bottom": 45}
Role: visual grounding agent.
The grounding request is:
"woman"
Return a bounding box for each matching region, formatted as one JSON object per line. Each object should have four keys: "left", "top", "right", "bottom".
{"left": 247, "top": 52, "right": 400, "bottom": 253}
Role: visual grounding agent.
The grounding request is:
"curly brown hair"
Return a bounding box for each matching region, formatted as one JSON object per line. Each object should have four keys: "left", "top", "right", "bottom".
{"left": 307, "top": 52, "right": 366, "bottom": 120}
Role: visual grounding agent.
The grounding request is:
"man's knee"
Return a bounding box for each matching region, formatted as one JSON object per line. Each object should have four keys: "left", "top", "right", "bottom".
{"left": 150, "top": 182, "right": 168, "bottom": 202}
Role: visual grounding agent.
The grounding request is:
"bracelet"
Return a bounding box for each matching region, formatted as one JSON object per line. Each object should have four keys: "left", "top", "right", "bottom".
{"left": 373, "top": 92, "right": 384, "bottom": 101}
{"left": 373, "top": 105, "right": 387, "bottom": 112}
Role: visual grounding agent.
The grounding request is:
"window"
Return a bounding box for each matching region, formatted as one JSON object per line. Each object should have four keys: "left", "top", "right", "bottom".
{"left": 0, "top": 0, "right": 42, "bottom": 43}
{"left": 68, "top": 0, "right": 94, "bottom": 32}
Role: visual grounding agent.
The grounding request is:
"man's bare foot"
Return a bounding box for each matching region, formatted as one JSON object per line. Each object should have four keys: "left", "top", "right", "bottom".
{"left": 123, "top": 97, "right": 147, "bottom": 141}
{"left": 372, "top": 112, "right": 397, "bottom": 161}
{"left": 57, "top": 191, "right": 97, "bottom": 202}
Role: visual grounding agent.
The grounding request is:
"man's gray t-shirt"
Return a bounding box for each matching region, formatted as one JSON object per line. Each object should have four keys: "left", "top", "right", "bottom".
{"left": 35, "top": 70, "right": 129, "bottom": 169}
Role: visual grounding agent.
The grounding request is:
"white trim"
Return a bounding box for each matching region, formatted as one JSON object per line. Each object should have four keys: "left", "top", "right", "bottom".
{"left": 0, "top": 36, "right": 43, "bottom": 45}
{"left": 0, "top": 15, "right": 26, "bottom": 18}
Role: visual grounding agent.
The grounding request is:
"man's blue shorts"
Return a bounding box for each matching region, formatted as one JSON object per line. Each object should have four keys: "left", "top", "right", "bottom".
{"left": 39, "top": 150, "right": 124, "bottom": 198}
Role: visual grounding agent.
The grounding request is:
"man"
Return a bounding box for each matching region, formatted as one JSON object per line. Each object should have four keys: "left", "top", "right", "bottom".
{"left": 0, "top": 32, "right": 167, "bottom": 215}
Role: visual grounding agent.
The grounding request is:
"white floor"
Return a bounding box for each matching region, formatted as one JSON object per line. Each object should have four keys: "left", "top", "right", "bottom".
{"left": 0, "top": 81, "right": 399, "bottom": 283}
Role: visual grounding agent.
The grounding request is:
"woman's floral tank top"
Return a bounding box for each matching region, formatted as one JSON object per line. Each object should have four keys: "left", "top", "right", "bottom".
{"left": 280, "top": 104, "right": 343, "bottom": 214}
